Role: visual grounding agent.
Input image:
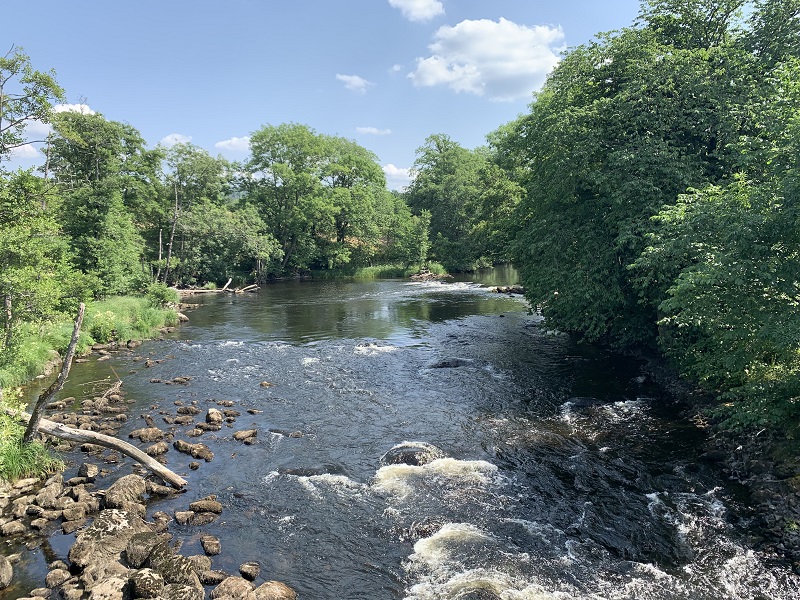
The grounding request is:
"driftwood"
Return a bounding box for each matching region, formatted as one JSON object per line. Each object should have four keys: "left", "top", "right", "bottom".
{"left": 234, "top": 284, "right": 259, "bottom": 293}
{"left": 24, "top": 303, "right": 85, "bottom": 443}
{"left": 11, "top": 408, "right": 187, "bottom": 489}
{"left": 220, "top": 277, "right": 233, "bottom": 292}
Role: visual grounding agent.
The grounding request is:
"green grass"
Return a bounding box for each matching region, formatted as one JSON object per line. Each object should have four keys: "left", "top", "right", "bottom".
{"left": 0, "top": 404, "right": 64, "bottom": 482}
{"left": 311, "top": 262, "right": 449, "bottom": 280}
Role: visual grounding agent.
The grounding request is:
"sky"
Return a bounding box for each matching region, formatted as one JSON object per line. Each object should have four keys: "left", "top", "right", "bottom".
{"left": 6, "top": 0, "right": 643, "bottom": 190}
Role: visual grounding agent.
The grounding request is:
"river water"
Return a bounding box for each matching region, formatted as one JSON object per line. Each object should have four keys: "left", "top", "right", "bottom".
{"left": 6, "top": 269, "right": 799, "bottom": 599}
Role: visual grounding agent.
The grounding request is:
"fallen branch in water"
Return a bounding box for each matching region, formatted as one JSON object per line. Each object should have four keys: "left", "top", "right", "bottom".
{"left": 9, "top": 407, "right": 188, "bottom": 489}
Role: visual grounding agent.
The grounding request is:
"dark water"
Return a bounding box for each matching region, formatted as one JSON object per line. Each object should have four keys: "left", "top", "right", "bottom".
{"left": 5, "top": 270, "right": 798, "bottom": 599}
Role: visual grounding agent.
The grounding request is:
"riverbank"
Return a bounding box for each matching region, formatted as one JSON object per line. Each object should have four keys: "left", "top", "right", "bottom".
{"left": 639, "top": 354, "right": 800, "bottom": 574}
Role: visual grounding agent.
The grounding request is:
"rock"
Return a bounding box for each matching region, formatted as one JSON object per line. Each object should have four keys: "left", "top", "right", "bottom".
{"left": 45, "top": 568, "right": 71, "bottom": 589}
{"left": 0, "top": 554, "right": 12, "bottom": 589}
{"left": 189, "top": 462, "right": 200, "bottom": 470}
{"left": 1, "top": 520, "right": 28, "bottom": 535}
{"left": 200, "top": 535, "right": 221, "bottom": 555}
{"left": 259, "top": 381, "right": 273, "bottom": 388}
{"left": 206, "top": 408, "right": 224, "bottom": 425}
{"left": 428, "top": 357, "right": 474, "bottom": 369}
{"left": 104, "top": 475, "right": 147, "bottom": 509}
{"left": 211, "top": 576, "right": 254, "bottom": 599}
{"left": 129, "top": 568, "right": 164, "bottom": 599}
{"left": 379, "top": 441, "right": 446, "bottom": 466}
{"left": 30, "top": 587, "right": 51, "bottom": 598}
{"left": 190, "top": 512, "right": 218, "bottom": 526}
{"left": 239, "top": 562, "right": 260, "bottom": 581}
{"left": 199, "top": 570, "right": 227, "bottom": 585}
{"left": 234, "top": 429, "right": 258, "bottom": 442}
{"left": 125, "top": 532, "right": 164, "bottom": 568}
{"left": 62, "top": 503, "right": 88, "bottom": 522}
{"left": 129, "top": 428, "right": 165, "bottom": 443}
{"left": 162, "top": 583, "right": 203, "bottom": 600}
{"left": 148, "top": 543, "right": 202, "bottom": 590}
{"left": 145, "top": 442, "right": 170, "bottom": 457}
{"left": 174, "top": 511, "right": 194, "bottom": 525}
{"left": 30, "top": 518, "right": 50, "bottom": 531}
{"left": 187, "top": 555, "right": 212, "bottom": 572}
{"left": 35, "top": 485, "right": 62, "bottom": 509}
{"left": 68, "top": 509, "right": 153, "bottom": 570}
{"left": 62, "top": 518, "right": 88, "bottom": 535}
{"left": 86, "top": 576, "right": 128, "bottom": 600}
{"left": 173, "top": 440, "right": 213, "bottom": 461}
{"left": 254, "top": 581, "right": 298, "bottom": 600}
{"left": 188, "top": 499, "right": 222, "bottom": 514}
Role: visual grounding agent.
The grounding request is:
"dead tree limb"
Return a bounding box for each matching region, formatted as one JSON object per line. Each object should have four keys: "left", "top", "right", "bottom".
{"left": 9, "top": 408, "right": 187, "bottom": 489}
{"left": 24, "top": 303, "right": 85, "bottom": 443}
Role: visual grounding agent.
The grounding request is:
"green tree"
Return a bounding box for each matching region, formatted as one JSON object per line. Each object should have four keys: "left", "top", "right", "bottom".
{"left": 405, "top": 134, "right": 486, "bottom": 271}
{"left": 0, "top": 46, "right": 63, "bottom": 161}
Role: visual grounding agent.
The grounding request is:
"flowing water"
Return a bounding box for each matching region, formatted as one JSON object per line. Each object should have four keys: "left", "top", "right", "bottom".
{"left": 5, "top": 269, "right": 799, "bottom": 599}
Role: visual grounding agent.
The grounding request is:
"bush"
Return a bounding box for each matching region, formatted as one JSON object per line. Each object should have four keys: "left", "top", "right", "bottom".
{"left": 145, "top": 282, "right": 180, "bottom": 308}
{"left": 0, "top": 394, "right": 64, "bottom": 482}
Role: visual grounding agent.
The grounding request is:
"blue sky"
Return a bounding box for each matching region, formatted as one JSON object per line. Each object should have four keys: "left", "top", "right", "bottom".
{"left": 7, "top": 0, "right": 642, "bottom": 189}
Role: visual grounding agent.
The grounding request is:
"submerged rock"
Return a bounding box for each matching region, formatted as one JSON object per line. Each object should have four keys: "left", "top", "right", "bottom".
{"left": 380, "top": 442, "right": 447, "bottom": 467}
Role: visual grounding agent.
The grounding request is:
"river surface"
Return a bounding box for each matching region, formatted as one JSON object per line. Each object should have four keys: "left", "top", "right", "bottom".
{"left": 5, "top": 269, "right": 799, "bottom": 599}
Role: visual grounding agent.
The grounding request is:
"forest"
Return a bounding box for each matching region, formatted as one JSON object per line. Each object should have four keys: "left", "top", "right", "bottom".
{"left": 1, "top": 0, "right": 799, "bottom": 461}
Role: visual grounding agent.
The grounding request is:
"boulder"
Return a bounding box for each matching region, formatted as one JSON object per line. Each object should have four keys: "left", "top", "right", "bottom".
{"left": 200, "top": 535, "right": 221, "bottom": 556}
{"left": 211, "top": 577, "right": 254, "bottom": 599}
{"left": 86, "top": 576, "right": 128, "bottom": 600}
{"left": 254, "top": 581, "right": 298, "bottom": 600}
{"left": 45, "top": 569, "right": 72, "bottom": 589}
{"left": 162, "top": 583, "right": 203, "bottom": 600}
{"left": 234, "top": 430, "right": 257, "bottom": 442}
{"left": 379, "top": 441, "right": 446, "bottom": 467}
{"left": 125, "top": 532, "right": 164, "bottom": 568}
{"left": 144, "top": 442, "right": 169, "bottom": 457}
{"left": 128, "top": 428, "right": 165, "bottom": 443}
{"left": 104, "top": 475, "right": 147, "bottom": 509}
{"left": 0, "top": 554, "right": 12, "bottom": 589}
{"left": 239, "top": 562, "right": 260, "bottom": 581}
{"left": 129, "top": 568, "right": 164, "bottom": 599}
{"left": 68, "top": 509, "right": 153, "bottom": 570}
{"left": 173, "top": 440, "right": 213, "bottom": 462}
{"left": 188, "top": 499, "right": 222, "bottom": 514}
{"left": 205, "top": 408, "right": 224, "bottom": 425}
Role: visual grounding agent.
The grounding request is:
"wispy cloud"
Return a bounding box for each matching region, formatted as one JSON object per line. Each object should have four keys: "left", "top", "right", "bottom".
{"left": 336, "top": 73, "right": 374, "bottom": 95}
{"left": 388, "top": 0, "right": 444, "bottom": 23}
{"left": 409, "top": 18, "right": 564, "bottom": 101}
{"left": 357, "top": 127, "right": 392, "bottom": 136}
{"left": 383, "top": 163, "right": 412, "bottom": 190}
{"left": 214, "top": 136, "right": 251, "bottom": 153}
{"left": 9, "top": 144, "right": 40, "bottom": 159}
{"left": 160, "top": 133, "right": 193, "bottom": 147}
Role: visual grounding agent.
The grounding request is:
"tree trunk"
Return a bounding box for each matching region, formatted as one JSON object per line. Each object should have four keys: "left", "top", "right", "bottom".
{"left": 23, "top": 303, "right": 85, "bottom": 443}
{"left": 163, "top": 182, "right": 179, "bottom": 284}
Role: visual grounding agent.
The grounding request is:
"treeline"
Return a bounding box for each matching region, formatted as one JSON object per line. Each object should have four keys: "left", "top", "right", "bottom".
{"left": 496, "top": 0, "right": 798, "bottom": 434}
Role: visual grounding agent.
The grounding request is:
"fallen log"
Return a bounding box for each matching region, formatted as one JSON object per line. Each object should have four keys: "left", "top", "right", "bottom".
{"left": 235, "top": 284, "right": 259, "bottom": 293}
{"left": 9, "top": 408, "right": 187, "bottom": 489}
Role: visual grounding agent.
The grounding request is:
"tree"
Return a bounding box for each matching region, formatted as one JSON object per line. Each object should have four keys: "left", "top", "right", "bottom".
{"left": 0, "top": 46, "right": 63, "bottom": 161}
{"left": 405, "top": 134, "right": 486, "bottom": 271}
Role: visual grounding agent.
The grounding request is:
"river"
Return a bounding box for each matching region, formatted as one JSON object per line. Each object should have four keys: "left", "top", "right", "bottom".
{"left": 4, "top": 269, "right": 798, "bottom": 599}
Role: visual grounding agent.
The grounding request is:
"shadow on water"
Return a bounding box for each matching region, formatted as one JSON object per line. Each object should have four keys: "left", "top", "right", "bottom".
{"left": 4, "top": 272, "right": 798, "bottom": 600}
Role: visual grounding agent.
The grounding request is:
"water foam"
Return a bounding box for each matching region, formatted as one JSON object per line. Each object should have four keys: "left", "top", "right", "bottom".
{"left": 354, "top": 343, "right": 399, "bottom": 355}
{"left": 373, "top": 458, "right": 499, "bottom": 498}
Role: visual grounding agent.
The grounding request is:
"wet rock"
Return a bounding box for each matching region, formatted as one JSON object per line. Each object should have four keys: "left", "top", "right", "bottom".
{"left": 30, "top": 587, "right": 51, "bottom": 598}
{"left": 223, "top": 410, "right": 241, "bottom": 418}
{"left": 187, "top": 555, "right": 211, "bottom": 572}
{"left": 187, "top": 429, "right": 203, "bottom": 438}
{"left": 129, "top": 428, "right": 165, "bottom": 443}
{"left": 68, "top": 509, "right": 152, "bottom": 571}
{"left": 216, "top": 400, "right": 235, "bottom": 407}
{"left": 190, "top": 512, "right": 218, "bottom": 526}
{"left": 162, "top": 583, "right": 203, "bottom": 600}
{"left": 189, "top": 462, "right": 200, "bottom": 470}
{"left": 62, "top": 503, "right": 88, "bottom": 522}
{"left": 259, "top": 381, "right": 273, "bottom": 388}
{"left": 234, "top": 429, "right": 257, "bottom": 442}
{"left": 380, "top": 441, "right": 446, "bottom": 466}
{"left": 174, "top": 416, "right": 194, "bottom": 426}
{"left": 239, "top": 562, "right": 260, "bottom": 581}
{"left": 1, "top": 520, "right": 27, "bottom": 535}
{"left": 254, "top": 581, "right": 297, "bottom": 600}
{"left": 148, "top": 543, "right": 202, "bottom": 590}
{"left": 125, "top": 532, "right": 164, "bottom": 568}
{"left": 104, "top": 475, "right": 147, "bottom": 509}
{"left": 62, "top": 518, "right": 88, "bottom": 535}
{"left": 176, "top": 406, "right": 200, "bottom": 416}
{"left": 86, "top": 575, "right": 128, "bottom": 600}
{"left": 211, "top": 576, "right": 254, "bottom": 599}
{"left": 199, "top": 570, "right": 227, "bottom": 585}
{"left": 174, "top": 511, "right": 194, "bottom": 525}
{"left": 0, "top": 554, "right": 12, "bottom": 589}
{"left": 145, "top": 442, "right": 169, "bottom": 457}
{"left": 30, "top": 517, "right": 50, "bottom": 531}
{"left": 45, "top": 568, "right": 72, "bottom": 588}
{"left": 129, "top": 568, "right": 164, "bottom": 599}
{"left": 205, "top": 409, "right": 224, "bottom": 425}
{"left": 200, "top": 535, "right": 221, "bottom": 555}
{"left": 173, "top": 440, "right": 213, "bottom": 462}
{"left": 428, "top": 357, "right": 474, "bottom": 369}
{"left": 189, "top": 499, "right": 222, "bottom": 514}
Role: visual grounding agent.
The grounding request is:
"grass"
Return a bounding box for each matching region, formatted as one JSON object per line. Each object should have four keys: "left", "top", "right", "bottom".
{"left": 311, "top": 262, "right": 449, "bottom": 280}
{"left": 0, "top": 399, "right": 64, "bottom": 482}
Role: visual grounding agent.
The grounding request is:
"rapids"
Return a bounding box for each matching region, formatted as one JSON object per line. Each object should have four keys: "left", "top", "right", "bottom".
{"left": 5, "top": 270, "right": 798, "bottom": 599}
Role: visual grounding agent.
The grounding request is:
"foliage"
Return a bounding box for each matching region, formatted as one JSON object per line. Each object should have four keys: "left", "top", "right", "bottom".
{"left": 0, "top": 45, "right": 64, "bottom": 160}
{"left": 84, "top": 296, "right": 177, "bottom": 344}
{"left": 0, "top": 388, "right": 64, "bottom": 482}
{"left": 145, "top": 282, "right": 179, "bottom": 308}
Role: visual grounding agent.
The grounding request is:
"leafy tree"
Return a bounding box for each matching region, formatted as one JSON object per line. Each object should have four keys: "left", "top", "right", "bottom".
{"left": 405, "top": 134, "right": 486, "bottom": 270}
{"left": 0, "top": 46, "right": 64, "bottom": 161}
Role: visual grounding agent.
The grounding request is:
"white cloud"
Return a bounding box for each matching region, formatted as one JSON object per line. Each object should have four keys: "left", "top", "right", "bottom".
{"left": 53, "top": 103, "right": 96, "bottom": 115}
{"left": 383, "top": 163, "right": 412, "bottom": 190}
{"left": 214, "top": 136, "right": 251, "bottom": 153}
{"left": 389, "top": 0, "right": 444, "bottom": 22}
{"left": 356, "top": 127, "right": 392, "bottom": 136}
{"left": 390, "top": 64, "right": 404, "bottom": 73}
{"left": 160, "top": 133, "right": 192, "bottom": 147}
{"left": 9, "top": 143, "right": 40, "bottom": 159}
{"left": 409, "top": 18, "right": 564, "bottom": 101}
{"left": 336, "top": 74, "right": 374, "bottom": 95}
{"left": 25, "top": 120, "right": 53, "bottom": 139}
